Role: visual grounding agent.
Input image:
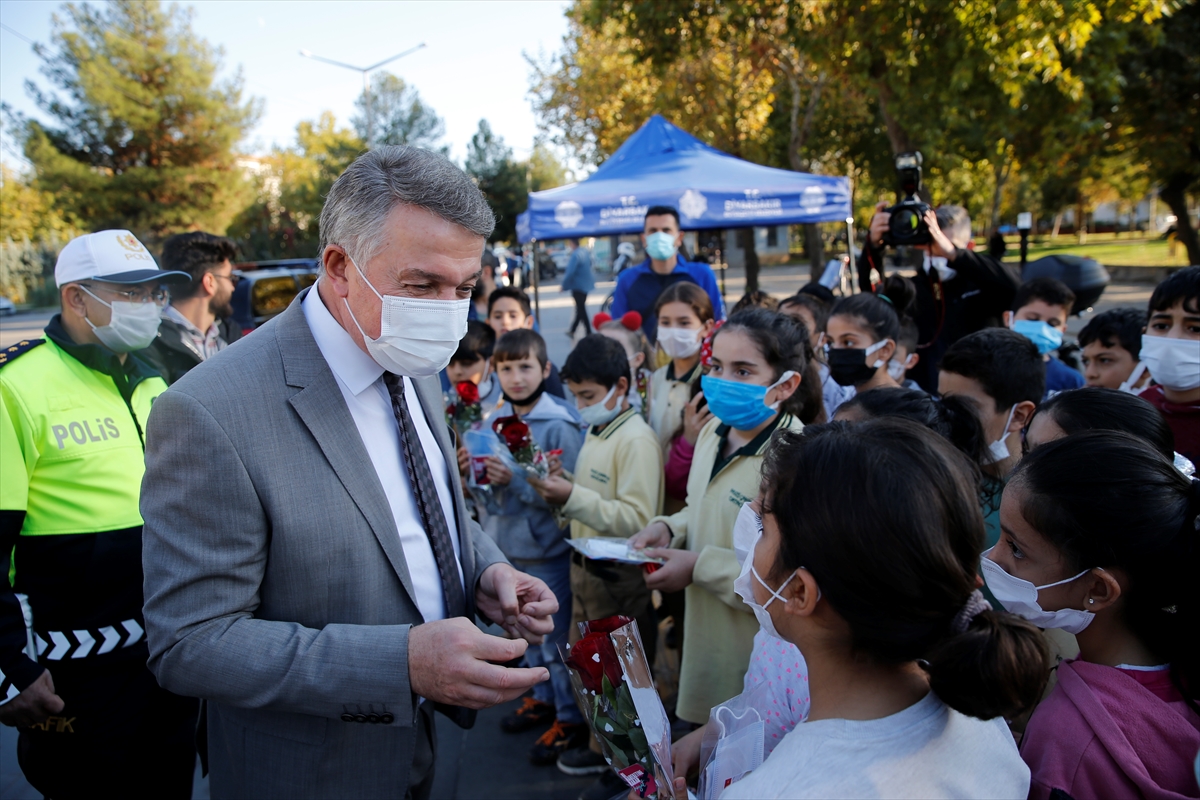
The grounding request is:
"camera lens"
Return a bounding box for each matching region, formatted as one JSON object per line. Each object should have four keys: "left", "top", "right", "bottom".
{"left": 893, "top": 208, "right": 920, "bottom": 234}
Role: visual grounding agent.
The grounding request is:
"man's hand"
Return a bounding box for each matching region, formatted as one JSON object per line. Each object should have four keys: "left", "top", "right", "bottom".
{"left": 0, "top": 670, "right": 64, "bottom": 728}
{"left": 546, "top": 452, "right": 564, "bottom": 478}
{"left": 484, "top": 456, "right": 513, "bottom": 487}
{"left": 476, "top": 562, "right": 558, "bottom": 644}
{"left": 643, "top": 548, "right": 699, "bottom": 592}
{"left": 868, "top": 201, "right": 890, "bottom": 247}
{"left": 629, "top": 521, "right": 672, "bottom": 551}
{"left": 456, "top": 446, "right": 470, "bottom": 480}
{"left": 527, "top": 474, "right": 573, "bottom": 505}
{"left": 408, "top": 617, "right": 549, "bottom": 710}
{"left": 681, "top": 392, "right": 713, "bottom": 447}
{"left": 923, "top": 208, "right": 958, "bottom": 260}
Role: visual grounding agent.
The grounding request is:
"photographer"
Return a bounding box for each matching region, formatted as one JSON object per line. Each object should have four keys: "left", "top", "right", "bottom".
{"left": 863, "top": 202, "right": 1019, "bottom": 392}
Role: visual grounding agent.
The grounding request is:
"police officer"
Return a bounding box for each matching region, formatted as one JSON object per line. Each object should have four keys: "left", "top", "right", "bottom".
{"left": 0, "top": 230, "right": 200, "bottom": 798}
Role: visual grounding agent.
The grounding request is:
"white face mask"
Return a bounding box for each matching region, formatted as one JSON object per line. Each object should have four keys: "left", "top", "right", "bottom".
{"left": 732, "top": 503, "right": 809, "bottom": 641}
{"left": 578, "top": 385, "right": 620, "bottom": 427}
{"left": 1139, "top": 334, "right": 1200, "bottom": 392}
{"left": 923, "top": 250, "right": 957, "bottom": 281}
{"left": 981, "top": 555, "right": 1097, "bottom": 634}
{"left": 887, "top": 358, "right": 907, "bottom": 382}
{"left": 657, "top": 326, "right": 702, "bottom": 360}
{"left": 80, "top": 286, "right": 162, "bottom": 353}
{"left": 985, "top": 405, "right": 1019, "bottom": 464}
{"left": 1117, "top": 361, "right": 1148, "bottom": 394}
{"left": 343, "top": 257, "right": 470, "bottom": 377}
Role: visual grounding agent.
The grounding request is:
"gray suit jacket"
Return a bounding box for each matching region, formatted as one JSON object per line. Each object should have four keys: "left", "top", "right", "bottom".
{"left": 140, "top": 289, "right": 507, "bottom": 798}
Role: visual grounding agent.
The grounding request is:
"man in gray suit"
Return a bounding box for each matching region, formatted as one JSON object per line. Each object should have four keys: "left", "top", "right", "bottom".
{"left": 140, "top": 147, "right": 558, "bottom": 799}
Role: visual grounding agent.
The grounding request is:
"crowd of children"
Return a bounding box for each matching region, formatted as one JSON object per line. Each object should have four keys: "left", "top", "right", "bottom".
{"left": 445, "top": 263, "right": 1200, "bottom": 800}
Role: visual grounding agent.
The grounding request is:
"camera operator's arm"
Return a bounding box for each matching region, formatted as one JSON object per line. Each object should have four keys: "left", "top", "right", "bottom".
{"left": 923, "top": 209, "right": 1020, "bottom": 303}
{"left": 861, "top": 201, "right": 890, "bottom": 292}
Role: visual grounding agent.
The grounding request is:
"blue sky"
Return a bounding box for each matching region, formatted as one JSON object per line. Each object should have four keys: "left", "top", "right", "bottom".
{"left": 0, "top": 0, "right": 572, "bottom": 167}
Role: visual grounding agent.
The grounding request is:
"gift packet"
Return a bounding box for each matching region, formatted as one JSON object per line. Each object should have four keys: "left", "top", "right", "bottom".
{"left": 566, "top": 537, "right": 666, "bottom": 566}
{"left": 560, "top": 616, "right": 679, "bottom": 799}
{"left": 696, "top": 683, "right": 771, "bottom": 799}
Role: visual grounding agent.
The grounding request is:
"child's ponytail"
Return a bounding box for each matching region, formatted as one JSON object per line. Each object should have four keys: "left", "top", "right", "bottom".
{"left": 924, "top": 599, "right": 1050, "bottom": 720}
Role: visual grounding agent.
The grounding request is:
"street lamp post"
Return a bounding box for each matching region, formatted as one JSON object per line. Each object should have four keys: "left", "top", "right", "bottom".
{"left": 299, "top": 43, "right": 427, "bottom": 147}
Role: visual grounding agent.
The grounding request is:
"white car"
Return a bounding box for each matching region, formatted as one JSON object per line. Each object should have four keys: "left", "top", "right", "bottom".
{"left": 0, "top": 296, "right": 15, "bottom": 316}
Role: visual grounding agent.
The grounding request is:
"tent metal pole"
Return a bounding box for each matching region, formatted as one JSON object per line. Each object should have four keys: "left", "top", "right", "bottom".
{"left": 845, "top": 217, "right": 858, "bottom": 294}
{"left": 531, "top": 237, "right": 541, "bottom": 326}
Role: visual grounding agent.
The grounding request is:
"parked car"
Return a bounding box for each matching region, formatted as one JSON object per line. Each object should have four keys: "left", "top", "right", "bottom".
{"left": 0, "top": 296, "right": 15, "bottom": 316}
{"left": 229, "top": 258, "right": 320, "bottom": 333}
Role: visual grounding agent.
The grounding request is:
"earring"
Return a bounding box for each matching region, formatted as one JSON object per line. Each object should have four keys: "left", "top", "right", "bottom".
{"left": 1087, "top": 598, "right": 1095, "bottom": 605}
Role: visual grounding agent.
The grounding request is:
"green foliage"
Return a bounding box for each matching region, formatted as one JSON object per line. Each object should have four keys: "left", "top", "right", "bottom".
{"left": 0, "top": 235, "right": 67, "bottom": 306}
{"left": 15, "top": 0, "right": 261, "bottom": 243}
{"left": 227, "top": 113, "right": 365, "bottom": 260}
{"left": 352, "top": 71, "right": 446, "bottom": 151}
{"left": 464, "top": 121, "right": 570, "bottom": 243}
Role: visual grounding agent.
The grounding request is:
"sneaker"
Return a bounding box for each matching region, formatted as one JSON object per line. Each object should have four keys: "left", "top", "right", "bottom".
{"left": 500, "top": 696, "right": 555, "bottom": 733}
{"left": 557, "top": 746, "right": 610, "bottom": 776}
{"left": 529, "top": 719, "right": 588, "bottom": 766}
{"left": 578, "top": 769, "right": 629, "bottom": 800}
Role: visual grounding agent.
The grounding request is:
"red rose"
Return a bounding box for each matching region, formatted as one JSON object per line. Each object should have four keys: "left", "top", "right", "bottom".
{"left": 565, "top": 630, "right": 624, "bottom": 693}
{"left": 456, "top": 381, "right": 480, "bottom": 405}
{"left": 582, "top": 615, "right": 634, "bottom": 636}
{"left": 492, "top": 414, "right": 531, "bottom": 452}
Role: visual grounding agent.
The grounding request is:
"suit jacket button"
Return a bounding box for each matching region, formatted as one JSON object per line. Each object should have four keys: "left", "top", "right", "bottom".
{"left": 367, "top": 714, "right": 380, "bottom": 724}
{"left": 381, "top": 713, "right": 395, "bottom": 724}
{"left": 354, "top": 714, "right": 367, "bottom": 723}
{"left": 341, "top": 713, "right": 354, "bottom": 723}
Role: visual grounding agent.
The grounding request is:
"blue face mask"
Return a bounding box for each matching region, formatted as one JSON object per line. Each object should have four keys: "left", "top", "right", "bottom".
{"left": 645, "top": 231, "right": 678, "bottom": 261}
{"left": 700, "top": 371, "right": 797, "bottom": 431}
{"left": 1011, "top": 319, "right": 1063, "bottom": 355}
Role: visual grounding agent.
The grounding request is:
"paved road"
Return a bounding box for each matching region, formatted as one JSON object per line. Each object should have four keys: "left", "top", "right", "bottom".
{"left": 0, "top": 265, "right": 1155, "bottom": 800}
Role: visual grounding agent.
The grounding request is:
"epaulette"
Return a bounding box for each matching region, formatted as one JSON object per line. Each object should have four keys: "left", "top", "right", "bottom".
{"left": 0, "top": 339, "right": 46, "bottom": 368}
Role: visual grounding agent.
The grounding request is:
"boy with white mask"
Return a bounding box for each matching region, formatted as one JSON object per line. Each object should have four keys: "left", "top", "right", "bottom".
{"left": 938, "top": 328, "right": 1045, "bottom": 549}
{"left": 1137, "top": 265, "right": 1200, "bottom": 466}
{"left": 526, "top": 334, "right": 663, "bottom": 785}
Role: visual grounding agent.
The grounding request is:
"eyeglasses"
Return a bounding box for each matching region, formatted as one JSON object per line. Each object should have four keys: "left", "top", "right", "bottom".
{"left": 80, "top": 283, "right": 168, "bottom": 305}
{"left": 213, "top": 272, "right": 242, "bottom": 286}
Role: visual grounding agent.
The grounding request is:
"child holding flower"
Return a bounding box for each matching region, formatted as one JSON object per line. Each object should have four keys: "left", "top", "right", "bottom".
{"left": 479, "top": 329, "right": 588, "bottom": 766}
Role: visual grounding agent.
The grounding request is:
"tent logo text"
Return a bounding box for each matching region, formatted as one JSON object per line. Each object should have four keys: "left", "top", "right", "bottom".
{"left": 800, "top": 186, "right": 826, "bottom": 211}
{"left": 679, "top": 189, "right": 708, "bottom": 220}
{"left": 555, "top": 201, "right": 583, "bottom": 228}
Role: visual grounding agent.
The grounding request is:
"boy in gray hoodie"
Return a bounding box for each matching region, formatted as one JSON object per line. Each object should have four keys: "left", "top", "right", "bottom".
{"left": 481, "top": 329, "right": 588, "bottom": 765}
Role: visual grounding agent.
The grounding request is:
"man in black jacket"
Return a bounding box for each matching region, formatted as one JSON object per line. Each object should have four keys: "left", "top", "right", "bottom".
{"left": 144, "top": 232, "right": 243, "bottom": 384}
{"left": 862, "top": 203, "right": 1020, "bottom": 392}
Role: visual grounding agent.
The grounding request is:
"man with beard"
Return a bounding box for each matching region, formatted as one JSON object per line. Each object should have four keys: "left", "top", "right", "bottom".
{"left": 145, "top": 232, "right": 243, "bottom": 384}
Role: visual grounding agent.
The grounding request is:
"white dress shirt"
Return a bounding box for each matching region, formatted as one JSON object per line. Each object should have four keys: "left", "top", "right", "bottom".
{"left": 303, "top": 288, "right": 464, "bottom": 623}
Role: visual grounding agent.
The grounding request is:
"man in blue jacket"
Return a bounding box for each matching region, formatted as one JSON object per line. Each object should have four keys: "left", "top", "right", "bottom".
{"left": 610, "top": 206, "right": 726, "bottom": 342}
{"left": 561, "top": 238, "right": 595, "bottom": 337}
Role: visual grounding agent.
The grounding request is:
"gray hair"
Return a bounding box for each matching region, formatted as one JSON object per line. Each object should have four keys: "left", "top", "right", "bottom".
{"left": 935, "top": 205, "right": 973, "bottom": 249}
{"left": 318, "top": 146, "right": 495, "bottom": 266}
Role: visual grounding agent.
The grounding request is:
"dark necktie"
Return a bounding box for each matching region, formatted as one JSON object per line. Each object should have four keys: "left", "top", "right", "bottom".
{"left": 383, "top": 372, "right": 466, "bottom": 620}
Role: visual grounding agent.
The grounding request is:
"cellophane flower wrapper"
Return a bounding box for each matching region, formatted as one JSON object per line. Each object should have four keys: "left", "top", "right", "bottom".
{"left": 491, "top": 413, "right": 549, "bottom": 479}
{"left": 559, "top": 616, "right": 678, "bottom": 799}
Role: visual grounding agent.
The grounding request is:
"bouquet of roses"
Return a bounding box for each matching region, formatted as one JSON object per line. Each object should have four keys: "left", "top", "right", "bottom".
{"left": 447, "top": 381, "right": 484, "bottom": 435}
{"left": 490, "top": 413, "right": 549, "bottom": 479}
{"left": 560, "top": 616, "right": 678, "bottom": 799}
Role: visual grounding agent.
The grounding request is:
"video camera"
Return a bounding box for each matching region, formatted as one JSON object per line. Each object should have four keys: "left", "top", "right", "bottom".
{"left": 882, "top": 152, "right": 932, "bottom": 247}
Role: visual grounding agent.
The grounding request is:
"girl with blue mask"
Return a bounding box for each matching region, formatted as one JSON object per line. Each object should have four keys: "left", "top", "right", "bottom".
{"left": 628, "top": 308, "right": 821, "bottom": 727}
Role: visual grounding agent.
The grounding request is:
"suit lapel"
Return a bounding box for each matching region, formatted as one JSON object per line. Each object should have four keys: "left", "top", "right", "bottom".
{"left": 277, "top": 292, "right": 418, "bottom": 605}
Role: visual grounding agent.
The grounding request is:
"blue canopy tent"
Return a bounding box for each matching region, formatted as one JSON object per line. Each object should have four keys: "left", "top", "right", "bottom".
{"left": 516, "top": 114, "right": 853, "bottom": 318}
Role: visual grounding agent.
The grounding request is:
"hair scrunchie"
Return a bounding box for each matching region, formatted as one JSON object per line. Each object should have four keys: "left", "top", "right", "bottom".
{"left": 951, "top": 589, "right": 992, "bottom": 635}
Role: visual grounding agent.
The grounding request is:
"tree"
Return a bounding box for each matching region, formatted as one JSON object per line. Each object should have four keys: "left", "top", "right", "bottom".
{"left": 0, "top": 163, "right": 77, "bottom": 243}
{"left": 528, "top": 143, "right": 569, "bottom": 191}
{"left": 227, "top": 113, "right": 364, "bottom": 259}
{"left": 464, "top": 120, "right": 527, "bottom": 243}
{"left": 13, "top": 0, "right": 260, "bottom": 242}
{"left": 351, "top": 72, "right": 446, "bottom": 151}
{"left": 1116, "top": 2, "right": 1200, "bottom": 265}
